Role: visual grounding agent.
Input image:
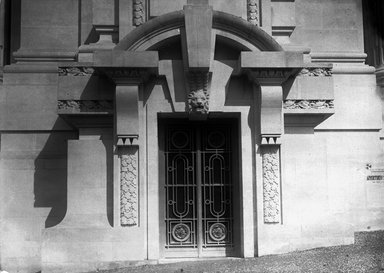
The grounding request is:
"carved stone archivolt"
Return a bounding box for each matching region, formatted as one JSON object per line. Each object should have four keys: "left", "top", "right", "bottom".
{"left": 283, "top": 100, "right": 334, "bottom": 109}
{"left": 120, "top": 148, "right": 139, "bottom": 226}
{"left": 58, "top": 67, "right": 94, "bottom": 76}
{"left": 298, "top": 68, "right": 332, "bottom": 77}
{"left": 133, "top": 0, "right": 145, "bottom": 27}
{"left": 57, "top": 100, "right": 113, "bottom": 113}
{"left": 247, "top": 0, "right": 259, "bottom": 25}
{"left": 187, "top": 71, "right": 210, "bottom": 114}
{"left": 262, "top": 146, "right": 281, "bottom": 223}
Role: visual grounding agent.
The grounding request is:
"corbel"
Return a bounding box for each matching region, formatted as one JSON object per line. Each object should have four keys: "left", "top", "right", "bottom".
{"left": 248, "top": 69, "right": 288, "bottom": 145}
{"left": 109, "top": 69, "right": 148, "bottom": 147}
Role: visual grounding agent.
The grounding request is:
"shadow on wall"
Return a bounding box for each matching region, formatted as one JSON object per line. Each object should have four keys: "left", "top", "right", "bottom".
{"left": 33, "top": 119, "right": 78, "bottom": 228}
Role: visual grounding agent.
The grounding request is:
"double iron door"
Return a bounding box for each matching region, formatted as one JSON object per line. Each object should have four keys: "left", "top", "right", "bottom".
{"left": 160, "top": 120, "right": 238, "bottom": 257}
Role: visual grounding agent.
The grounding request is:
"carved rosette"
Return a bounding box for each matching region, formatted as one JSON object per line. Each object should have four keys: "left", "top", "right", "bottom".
{"left": 298, "top": 68, "right": 332, "bottom": 77}
{"left": 283, "top": 100, "right": 334, "bottom": 110}
{"left": 120, "top": 148, "right": 139, "bottom": 226}
{"left": 57, "top": 100, "right": 113, "bottom": 113}
{"left": 262, "top": 146, "right": 281, "bottom": 223}
{"left": 247, "top": 0, "right": 259, "bottom": 25}
{"left": 133, "top": 0, "right": 145, "bottom": 27}
{"left": 187, "top": 71, "right": 210, "bottom": 114}
{"left": 58, "top": 67, "right": 94, "bottom": 76}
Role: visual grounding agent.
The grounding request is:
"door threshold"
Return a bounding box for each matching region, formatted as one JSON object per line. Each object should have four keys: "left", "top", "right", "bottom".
{"left": 158, "top": 257, "right": 242, "bottom": 264}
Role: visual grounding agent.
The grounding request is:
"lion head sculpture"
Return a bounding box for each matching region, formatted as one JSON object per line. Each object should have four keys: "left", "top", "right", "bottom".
{"left": 188, "top": 89, "right": 209, "bottom": 114}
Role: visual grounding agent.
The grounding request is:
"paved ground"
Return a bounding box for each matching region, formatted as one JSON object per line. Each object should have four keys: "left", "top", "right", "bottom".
{"left": 95, "top": 244, "right": 384, "bottom": 273}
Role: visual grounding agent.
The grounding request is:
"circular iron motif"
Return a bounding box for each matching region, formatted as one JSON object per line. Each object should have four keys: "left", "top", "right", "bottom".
{"left": 209, "top": 223, "right": 227, "bottom": 241}
{"left": 172, "top": 223, "right": 191, "bottom": 242}
{"left": 207, "top": 131, "right": 225, "bottom": 149}
{"left": 171, "top": 131, "right": 189, "bottom": 149}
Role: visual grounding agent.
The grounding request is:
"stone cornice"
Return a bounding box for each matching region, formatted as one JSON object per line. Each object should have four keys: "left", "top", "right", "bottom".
{"left": 13, "top": 50, "right": 77, "bottom": 63}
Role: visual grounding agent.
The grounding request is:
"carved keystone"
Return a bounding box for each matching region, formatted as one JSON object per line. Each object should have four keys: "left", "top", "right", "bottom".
{"left": 182, "top": 3, "right": 213, "bottom": 70}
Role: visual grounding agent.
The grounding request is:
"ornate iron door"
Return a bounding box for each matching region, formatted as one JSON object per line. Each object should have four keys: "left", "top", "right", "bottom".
{"left": 163, "top": 121, "right": 236, "bottom": 257}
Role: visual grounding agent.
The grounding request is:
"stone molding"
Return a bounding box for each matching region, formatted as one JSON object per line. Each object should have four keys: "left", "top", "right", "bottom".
{"left": 133, "top": 0, "right": 145, "bottom": 27}
{"left": 247, "top": 0, "right": 259, "bottom": 25}
{"left": 248, "top": 69, "right": 293, "bottom": 85}
{"left": 57, "top": 100, "right": 113, "bottom": 113}
{"left": 262, "top": 146, "right": 281, "bottom": 224}
{"left": 58, "top": 67, "right": 95, "bottom": 76}
{"left": 261, "top": 135, "right": 281, "bottom": 145}
{"left": 297, "top": 68, "right": 332, "bottom": 77}
{"left": 310, "top": 52, "right": 367, "bottom": 64}
{"left": 120, "top": 147, "right": 139, "bottom": 226}
{"left": 103, "top": 68, "right": 148, "bottom": 84}
{"left": 283, "top": 100, "right": 334, "bottom": 109}
{"left": 187, "top": 71, "right": 210, "bottom": 115}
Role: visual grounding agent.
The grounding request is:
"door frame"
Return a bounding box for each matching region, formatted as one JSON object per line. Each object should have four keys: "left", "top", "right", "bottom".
{"left": 158, "top": 114, "right": 241, "bottom": 258}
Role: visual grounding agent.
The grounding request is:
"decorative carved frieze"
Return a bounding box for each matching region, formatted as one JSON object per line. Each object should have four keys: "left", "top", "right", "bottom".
{"left": 57, "top": 100, "right": 113, "bottom": 113}
{"left": 298, "top": 68, "right": 332, "bottom": 77}
{"left": 133, "top": 0, "right": 145, "bottom": 27}
{"left": 247, "top": 0, "right": 259, "bottom": 25}
{"left": 103, "top": 68, "right": 148, "bottom": 83}
{"left": 262, "top": 146, "right": 281, "bottom": 224}
{"left": 187, "top": 71, "right": 210, "bottom": 114}
{"left": 120, "top": 148, "right": 139, "bottom": 226}
{"left": 58, "top": 67, "right": 94, "bottom": 76}
{"left": 283, "top": 100, "right": 334, "bottom": 109}
{"left": 248, "top": 69, "right": 293, "bottom": 82}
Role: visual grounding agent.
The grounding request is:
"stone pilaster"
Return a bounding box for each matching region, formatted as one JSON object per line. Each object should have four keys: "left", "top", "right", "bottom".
{"left": 112, "top": 72, "right": 143, "bottom": 227}
{"left": 249, "top": 69, "right": 288, "bottom": 224}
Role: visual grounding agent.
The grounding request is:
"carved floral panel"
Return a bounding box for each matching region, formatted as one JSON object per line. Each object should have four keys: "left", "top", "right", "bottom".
{"left": 120, "top": 147, "right": 139, "bottom": 226}
{"left": 262, "top": 146, "right": 281, "bottom": 223}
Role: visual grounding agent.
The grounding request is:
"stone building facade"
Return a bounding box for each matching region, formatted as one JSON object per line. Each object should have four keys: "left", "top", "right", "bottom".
{"left": 0, "top": 0, "right": 383, "bottom": 272}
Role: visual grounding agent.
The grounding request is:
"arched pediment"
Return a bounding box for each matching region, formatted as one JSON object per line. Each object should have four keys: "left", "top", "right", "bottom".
{"left": 115, "top": 10, "right": 283, "bottom": 52}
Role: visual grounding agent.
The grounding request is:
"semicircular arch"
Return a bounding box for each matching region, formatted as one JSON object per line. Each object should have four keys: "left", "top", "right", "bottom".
{"left": 115, "top": 10, "right": 282, "bottom": 52}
